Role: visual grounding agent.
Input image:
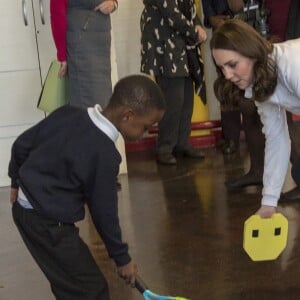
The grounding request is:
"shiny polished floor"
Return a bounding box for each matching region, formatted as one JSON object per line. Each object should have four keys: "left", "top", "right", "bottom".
{"left": 1, "top": 144, "right": 300, "bottom": 300}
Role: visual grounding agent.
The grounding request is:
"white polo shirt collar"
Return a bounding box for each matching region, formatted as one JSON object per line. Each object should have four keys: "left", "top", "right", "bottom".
{"left": 88, "top": 104, "right": 119, "bottom": 142}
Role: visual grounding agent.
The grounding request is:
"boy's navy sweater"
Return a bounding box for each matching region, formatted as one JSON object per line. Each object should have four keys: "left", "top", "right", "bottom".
{"left": 9, "top": 106, "right": 130, "bottom": 267}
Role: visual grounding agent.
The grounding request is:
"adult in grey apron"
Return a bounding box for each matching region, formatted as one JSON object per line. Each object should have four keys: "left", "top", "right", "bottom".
{"left": 67, "top": 0, "right": 112, "bottom": 109}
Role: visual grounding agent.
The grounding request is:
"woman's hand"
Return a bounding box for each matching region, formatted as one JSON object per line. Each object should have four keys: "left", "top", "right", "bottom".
{"left": 58, "top": 61, "right": 67, "bottom": 78}
{"left": 95, "top": 0, "right": 116, "bottom": 15}
{"left": 255, "top": 205, "right": 277, "bottom": 218}
{"left": 195, "top": 25, "right": 207, "bottom": 43}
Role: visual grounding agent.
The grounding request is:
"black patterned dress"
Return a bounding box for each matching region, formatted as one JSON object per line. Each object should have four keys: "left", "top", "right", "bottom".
{"left": 140, "top": 0, "right": 205, "bottom": 100}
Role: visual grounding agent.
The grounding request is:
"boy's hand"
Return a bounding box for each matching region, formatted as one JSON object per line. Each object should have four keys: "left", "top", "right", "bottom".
{"left": 255, "top": 205, "right": 276, "bottom": 218}
{"left": 117, "top": 261, "right": 138, "bottom": 286}
{"left": 10, "top": 188, "right": 18, "bottom": 205}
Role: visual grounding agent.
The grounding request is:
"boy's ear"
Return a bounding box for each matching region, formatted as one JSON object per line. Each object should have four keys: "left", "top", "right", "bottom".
{"left": 121, "top": 108, "right": 135, "bottom": 121}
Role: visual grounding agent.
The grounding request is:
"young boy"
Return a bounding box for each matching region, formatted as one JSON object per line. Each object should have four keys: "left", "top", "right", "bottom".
{"left": 9, "top": 74, "right": 165, "bottom": 300}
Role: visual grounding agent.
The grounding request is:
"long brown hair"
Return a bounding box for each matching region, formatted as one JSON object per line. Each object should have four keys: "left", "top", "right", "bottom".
{"left": 210, "top": 19, "right": 277, "bottom": 107}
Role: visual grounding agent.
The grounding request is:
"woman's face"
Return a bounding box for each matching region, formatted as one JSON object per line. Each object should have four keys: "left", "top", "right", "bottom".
{"left": 212, "top": 49, "right": 256, "bottom": 90}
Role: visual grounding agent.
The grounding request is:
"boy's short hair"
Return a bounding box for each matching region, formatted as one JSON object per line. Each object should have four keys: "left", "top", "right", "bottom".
{"left": 109, "top": 74, "right": 166, "bottom": 115}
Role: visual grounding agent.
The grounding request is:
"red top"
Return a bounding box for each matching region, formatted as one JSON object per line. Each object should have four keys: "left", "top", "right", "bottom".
{"left": 50, "top": 0, "right": 118, "bottom": 62}
{"left": 50, "top": 0, "right": 68, "bottom": 62}
{"left": 264, "top": 0, "right": 292, "bottom": 41}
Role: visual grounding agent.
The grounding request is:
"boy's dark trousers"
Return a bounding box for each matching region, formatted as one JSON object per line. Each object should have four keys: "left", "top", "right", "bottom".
{"left": 12, "top": 200, "right": 110, "bottom": 300}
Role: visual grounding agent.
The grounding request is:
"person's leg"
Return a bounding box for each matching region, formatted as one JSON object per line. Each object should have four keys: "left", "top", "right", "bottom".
{"left": 12, "top": 201, "right": 109, "bottom": 300}
{"left": 285, "top": 0, "right": 300, "bottom": 40}
{"left": 282, "top": 157, "right": 300, "bottom": 201}
{"left": 220, "top": 109, "right": 241, "bottom": 155}
{"left": 174, "top": 76, "right": 204, "bottom": 158}
{"left": 280, "top": 112, "right": 300, "bottom": 201}
{"left": 175, "top": 76, "right": 193, "bottom": 150}
{"left": 226, "top": 100, "right": 264, "bottom": 188}
{"left": 155, "top": 76, "right": 185, "bottom": 165}
{"left": 282, "top": 157, "right": 300, "bottom": 200}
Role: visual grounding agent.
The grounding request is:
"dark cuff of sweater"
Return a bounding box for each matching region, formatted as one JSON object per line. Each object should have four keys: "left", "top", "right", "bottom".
{"left": 194, "top": 15, "right": 202, "bottom": 26}
{"left": 11, "top": 179, "right": 19, "bottom": 189}
{"left": 114, "top": 252, "right": 132, "bottom": 267}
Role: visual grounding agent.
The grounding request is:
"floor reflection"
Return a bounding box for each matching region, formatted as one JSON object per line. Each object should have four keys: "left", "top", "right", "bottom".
{"left": 2, "top": 145, "right": 300, "bottom": 299}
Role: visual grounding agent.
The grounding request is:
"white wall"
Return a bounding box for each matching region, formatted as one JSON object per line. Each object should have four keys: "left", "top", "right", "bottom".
{"left": 111, "top": 0, "right": 144, "bottom": 79}
{"left": 202, "top": 29, "right": 221, "bottom": 120}
{"left": 110, "top": 0, "right": 144, "bottom": 174}
{"left": 111, "top": 31, "right": 127, "bottom": 174}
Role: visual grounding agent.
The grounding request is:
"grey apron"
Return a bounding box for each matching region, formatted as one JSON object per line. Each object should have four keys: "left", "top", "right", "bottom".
{"left": 67, "top": 0, "right": 112, "bottom": 109}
